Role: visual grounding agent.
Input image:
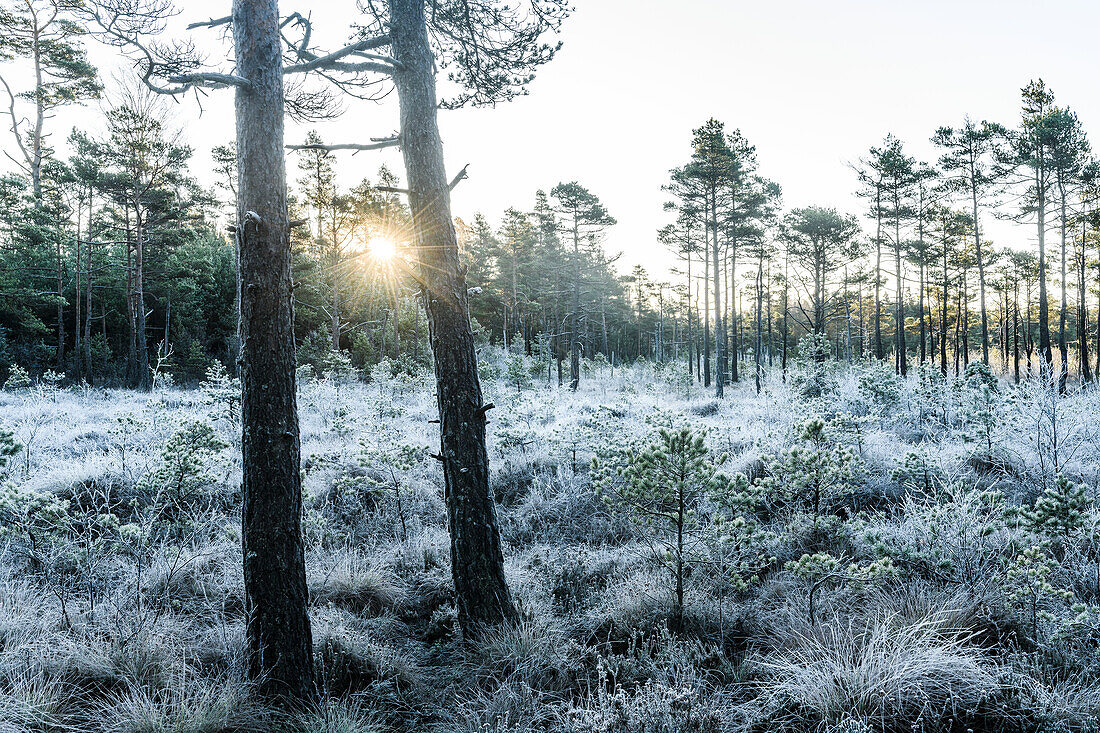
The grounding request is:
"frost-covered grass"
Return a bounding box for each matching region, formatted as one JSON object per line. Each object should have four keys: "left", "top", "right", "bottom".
{"left": 1, "top": 352, "right": 1100, "bottom": 731}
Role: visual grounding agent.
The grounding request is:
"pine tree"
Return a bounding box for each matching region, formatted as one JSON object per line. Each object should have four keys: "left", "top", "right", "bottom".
{"left": 594, "top": 427, "right": 732, "bottom": 630}
{"left": 1026, "top": 475, "right": 1089, "bottom": 539}
{"left": 550, "top": 182, "right": 615, "bottom": 391}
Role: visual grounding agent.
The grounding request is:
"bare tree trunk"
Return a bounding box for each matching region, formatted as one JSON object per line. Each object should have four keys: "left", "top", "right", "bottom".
{"left": 971, "top": 168, "right": 990, "bottom": 366}
{"left": 1037, "top": 167, "right": 1052, "bottom": 372}
{"left": 133, "top": 206, "right": 150, "bottom": 390}
{"left": 941, "top": 247, "right": 949, "bottom": 377}
{"left": 686, "top": 248, "right": 693, "bottom": 378}
{"left": 754, "top": 254, "right": 762, "bottom": 394}
{"left": 1095, "top": 234, "right": 1100, "bottom": 381}
{"left": 74, "top": 211, "right": 82, "bottom": 379}
{"left": 393, "top": 289, "right": 400, "bottom": 360}
{"left": 390, "top": 0, "right": 518, "bottom": 636}
{"left": 569, "top": 217, "right": 581, "bottom": 390}
{"left": 918, "top": 260, "right": 926, "bottom": 364}
{"left": 83, "top": 197, "right": 93, "bottom": 382}
{"left": 233, "top": 0, "right": 313, "bottom": 701}
{"left": 1079, "top": 222, "right": 1091, "bottom": 382}
{"left": 729, "top": 243, "right": 738, "bottom": 383}
{"left": 874, "top": 192, "right": 883, "bottom": 361}
{"left": 56, "top": 235, "right": 65, "bottom": 371}
{"left": 331, "top": 269, "right": 341, "bottom": 350}
{"left": 781, "top": 251, "right": 789, "bottom": 379}
{"left": 710, "top": 193, "right": 724, "bottom": 398}
{"left": 1013, "top": 280, "right": 1021, "bottom": 384}
{"left": 1058, "top": 195, "right": 1068, "bottom": 392}
{"left": 894, "top": 219, "right": 905, "bottom": 376}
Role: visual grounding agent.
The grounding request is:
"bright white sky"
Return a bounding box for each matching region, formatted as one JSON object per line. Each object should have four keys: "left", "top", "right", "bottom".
{"left": 15, "top": 0, "right": 1100, "bottom": 280}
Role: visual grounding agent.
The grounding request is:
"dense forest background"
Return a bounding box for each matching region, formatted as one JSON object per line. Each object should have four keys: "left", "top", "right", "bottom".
{"left": 0, "top": 1, "right": 1096, "bottom": 393}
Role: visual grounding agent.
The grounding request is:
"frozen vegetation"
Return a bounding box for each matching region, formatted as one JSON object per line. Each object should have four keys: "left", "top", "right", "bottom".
{"left": 1, "top": 352, "right": 1100, "bottom": 732}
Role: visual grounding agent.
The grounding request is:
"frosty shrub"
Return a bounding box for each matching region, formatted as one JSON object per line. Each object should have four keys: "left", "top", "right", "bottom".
{"left": 785, "top": 552, "right": 896, "bottom": 623}
{"left": 2, "top": 364, "right": 31, "bottom": 391}
{"left": 357, "top": 434, "right": 427, "bottom": 542}
{"left": 890, "top": 449, "right": 946, "bottom": 498}
{"left": 200, "top": 361, "right": 241, "bottom": 426}
{"left": 594, "top": 428, "right": 737, "bottom": 630}
{"left": 876, "top": 484, "right": 1009, "bottom": 587}
{"left": 0, "top": 481, "right": 70, "bottom": 547}
{"left": 962, "top": 361, "right": 1001, "bottom": 455}
{"left": 1025, "top": 475, "right": 1089, "bottom": 540}
{"left": 139, "top": 420, "right": 229, "bottom": 528}
{"left": 1002, "top": 545, "right": 1075, "bottom": 643}
{"left": 913, "top": 362, "right": 950, "bottom": 428}
{"left": 791, "top": 333, "right": 835, "bottom": 398}
{"left": 761, "top": 418, "right": 862, "bottom": 530}
{"left": 504, "top": 352, "right": 533, "bottom": 392}
{"left": 856, "top": 362, "right": 902, "bottom": 417}
{"left": 0, "top": 426, "right": 19, "bottom": 474}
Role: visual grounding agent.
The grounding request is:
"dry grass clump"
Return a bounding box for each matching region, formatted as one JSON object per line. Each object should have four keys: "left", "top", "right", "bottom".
{"left": 558, "top": 678, "right": 733, "bottom": 733}
{"left": 310, "top": 552, "right": 409, "bottom": 617}
{"left": 144, "top": 547, "right": 244, "bottom": 618}
{"left": 313, "top": 610, "right": 423, "bottom": 698}
{"left": 470, "top": 620, "right": 593, "bottom": 693}
{"left": 742, "top": 614, "right": 1002, "bottom": 732}
{"left": 287, "top": 698, "right": 385, "bottom": 733}
{"left": 92, "top": 677, "right": 274, "bottom": 733}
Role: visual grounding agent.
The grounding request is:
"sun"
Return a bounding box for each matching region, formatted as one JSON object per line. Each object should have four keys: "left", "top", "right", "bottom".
{"left": 367, "top": 234, "right": 397, "bottom": 261}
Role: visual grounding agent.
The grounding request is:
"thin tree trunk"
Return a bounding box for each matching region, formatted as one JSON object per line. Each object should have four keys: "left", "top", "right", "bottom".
{"left": 1058, "top": 194, "right": 1068, "bottom": 391}
{"left": 703, "top": 248, "right": 711, "bottom": 387}
{"left": 133, "top": 206, "right": 150, "bottom": 390}
{"left": 874, "top": 190, "right": 883, "bottom": 360}
{"left": 1079, "top": 222, "right": 1091, "bottom": 382}
{"left": 894, "top": 213, "right": 906, "bottom": 376}
{"left": 971, "top": 160, "right": 990, "bottom": 366}
{"left": 710, "top": 194, "right": 724, "bottom": 398}
{"left": 1037, "top": 165, "right": 1052, "bottom": 371}
{"left": 569, "top": 216, "right": 581, "bottom": 390}
{"left": 83, "top": 193, "right": 93, "bottom": 382}
{"left": 56, "top": 233, "right": 65, "bottom": 371}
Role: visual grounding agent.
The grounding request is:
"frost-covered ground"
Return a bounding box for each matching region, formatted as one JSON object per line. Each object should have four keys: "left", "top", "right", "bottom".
{"left": 1, "top": 352, "right": 1100, "bottom": 732}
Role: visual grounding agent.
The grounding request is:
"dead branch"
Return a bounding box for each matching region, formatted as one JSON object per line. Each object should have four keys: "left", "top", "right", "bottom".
{"left": 186, "top": 15, "right": 231, "bottom": 30}
{"left": 285, "top": 136, "right": 400, "bottom": 153}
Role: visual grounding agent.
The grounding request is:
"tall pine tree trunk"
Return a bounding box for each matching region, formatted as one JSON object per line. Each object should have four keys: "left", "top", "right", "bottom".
{"left": 233, "top": 0, "right": 313, "bottom": 700}
{"left": 1037, "top": 167, "right": 1052, "bottom": 372}
{"left": 56, "top": 236, "right": 65, "bottom": 371}
{"left": 389, "top": 0, "right": 518, "bottom": 636}
{"left": 710, "top": 194, "right": 724, "bottom": 398}
{"left": 1079, "top": 223, "right": 1091, "bottom": 382}
{"left": 134, "top": 208, "right": 150, "bottom": 390}
{"left": 971, "top": 167, "right": 990, "bottom": 366}
{"left": 1058, "top": 195, "right": 1068, "bottom": 392}
{"left": 703, "top": 237, "right": 710, "bottom": 388}
{"left": 874, "top": 192, "right": 883, "bottom": 361}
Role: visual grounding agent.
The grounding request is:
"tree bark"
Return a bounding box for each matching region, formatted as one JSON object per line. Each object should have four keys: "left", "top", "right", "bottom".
{"left": 389, "top": 0, "right": 518, "bottom": 636}
{"left": 233, "top": 0, "right": 314, "bottom": 701}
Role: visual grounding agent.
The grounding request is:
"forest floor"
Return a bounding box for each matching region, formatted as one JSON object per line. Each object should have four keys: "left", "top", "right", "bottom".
{"left": 1, "top": 353, "right": 1100, "bottom": 732}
